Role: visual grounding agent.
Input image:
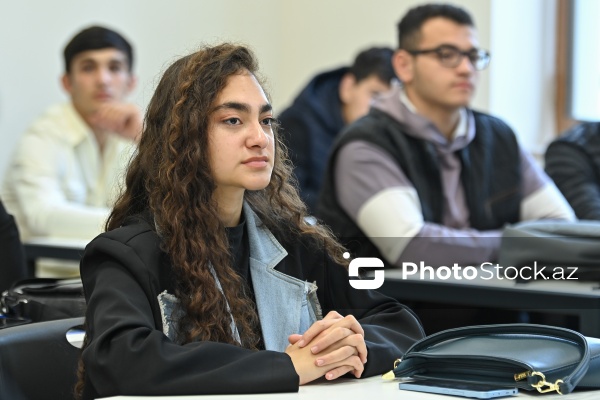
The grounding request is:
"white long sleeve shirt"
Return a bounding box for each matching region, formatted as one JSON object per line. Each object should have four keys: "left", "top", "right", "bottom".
{"left": 2, "top": 102, "right": 135, "bottom": 241}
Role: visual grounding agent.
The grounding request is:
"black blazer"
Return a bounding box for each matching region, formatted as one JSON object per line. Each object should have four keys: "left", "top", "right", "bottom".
{"left": 80, "top": 214, "right": 424, "bottom": 399}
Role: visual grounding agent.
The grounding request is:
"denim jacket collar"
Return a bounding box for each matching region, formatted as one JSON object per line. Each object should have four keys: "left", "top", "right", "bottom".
{"left": 244, "top": 202, "right": 320, "bottom": 351}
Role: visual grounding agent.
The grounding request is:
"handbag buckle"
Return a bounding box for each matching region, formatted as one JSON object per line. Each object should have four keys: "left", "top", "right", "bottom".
{"left": 531, "top": 372, "right": 564, "bottom": 394}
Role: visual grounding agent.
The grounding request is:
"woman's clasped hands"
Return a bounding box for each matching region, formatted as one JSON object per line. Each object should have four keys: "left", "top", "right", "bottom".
{"left": 285, "top": 311, "right": 367, "bottom": 385}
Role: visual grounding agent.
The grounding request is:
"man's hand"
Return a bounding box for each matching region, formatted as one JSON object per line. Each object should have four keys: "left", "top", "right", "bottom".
{"left": 89, "top": 103, "right": 143, "bottom": 142}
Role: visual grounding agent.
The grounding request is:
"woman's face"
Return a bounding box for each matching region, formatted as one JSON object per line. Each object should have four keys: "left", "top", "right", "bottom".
{"left": 208, "top": 71, "right": 275, "bottom": 200}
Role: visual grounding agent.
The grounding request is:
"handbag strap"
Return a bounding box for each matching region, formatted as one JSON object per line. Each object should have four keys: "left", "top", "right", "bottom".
{"left": 403, "top": 323, "right": 590, "bottom": 394}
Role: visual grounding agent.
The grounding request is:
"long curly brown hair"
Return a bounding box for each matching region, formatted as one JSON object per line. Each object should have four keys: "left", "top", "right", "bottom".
{"left": 75, "top": 43, "right": 348, "bottom": 398}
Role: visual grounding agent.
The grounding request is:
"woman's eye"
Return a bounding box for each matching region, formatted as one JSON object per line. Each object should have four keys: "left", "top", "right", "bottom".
{"left": 224, "top": 118, "right": 241, "bottom": 125}
{"left": 262, "top": 117, "right": 274, "bottom": 126}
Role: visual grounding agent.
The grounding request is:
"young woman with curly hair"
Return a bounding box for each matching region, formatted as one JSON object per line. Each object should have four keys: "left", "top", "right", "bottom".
{"left": 75, "top": 43, "right": 423, "bottom": 399}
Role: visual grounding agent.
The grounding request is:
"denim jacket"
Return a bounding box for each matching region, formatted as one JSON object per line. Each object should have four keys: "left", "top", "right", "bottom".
{"left": 159, "top": 202, "right": 322, "bottom": 351}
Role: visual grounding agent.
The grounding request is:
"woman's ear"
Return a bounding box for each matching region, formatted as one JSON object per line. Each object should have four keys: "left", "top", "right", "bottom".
{"left": 393, "top": 50, "right": 414, "bottom": 84}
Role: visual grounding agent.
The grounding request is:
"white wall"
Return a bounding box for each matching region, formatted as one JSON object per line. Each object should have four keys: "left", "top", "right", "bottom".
{"left": 273, "top": 0, "right": 490, "bottom": 112}
{"left": 1, "top": 0, "right": 553, "bottom": 180}
{"left": 489, "top": 0, "right": 557, "bottom": 155}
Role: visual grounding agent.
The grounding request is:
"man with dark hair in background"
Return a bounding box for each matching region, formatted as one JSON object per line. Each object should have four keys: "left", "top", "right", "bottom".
{"left": 278, "top": 47, "right": 396, "bottom": 213}
{"left": 319, "top": 3, "right": 573, "bottom": 268}
{"left": 2, "top": 26, "right": 141, "bottom": 247}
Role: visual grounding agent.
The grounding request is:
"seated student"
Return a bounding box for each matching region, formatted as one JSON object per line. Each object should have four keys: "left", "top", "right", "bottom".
{"left": 2, "top": 26, "right": 141, "bottom": 243}
{"left": 0, "top": 198, "right": 26, "bottom": 293}
{"left": 545, "top": 122, "right": 600, "bottom": 220}
{"left": 75, "top": 43, "right": 424, "bottom": 399}
{"left": 278, "top": 47, "right": 395, "bottom": 213}
{"left": 317, "top": 3, "right": 575, "bottom": 269}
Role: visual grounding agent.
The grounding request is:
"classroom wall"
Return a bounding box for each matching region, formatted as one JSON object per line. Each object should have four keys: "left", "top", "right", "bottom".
{"left": 0, "top": 0, "right": 555, "bottom": 179}
{"left": 489, "top": 0, "right": 558, "bottom": 154}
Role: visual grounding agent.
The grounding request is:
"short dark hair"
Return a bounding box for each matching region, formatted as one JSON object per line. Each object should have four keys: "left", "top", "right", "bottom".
{"left": 397, "top": 3, "right": 474, "bottom": 50}
{"left": 349, "top": 46, "right": 396, "bottom": 84}
{"left": 63, "top": 25, "right": 134, "bottom": 73}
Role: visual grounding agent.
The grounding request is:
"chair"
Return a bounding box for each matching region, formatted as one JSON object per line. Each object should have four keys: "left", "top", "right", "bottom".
{"left": 0, "top": 199, "right": 27, "bottom": 292}
{"left": 0, "top": 317, "right": 84, "bottom": 400}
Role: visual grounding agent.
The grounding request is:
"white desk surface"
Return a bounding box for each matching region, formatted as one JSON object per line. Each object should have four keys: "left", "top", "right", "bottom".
{"left": 101, "top": 376, "right": 599, "bottom": 399}
{"left": 24, "top": 236, "right": 89, "bottom": 249}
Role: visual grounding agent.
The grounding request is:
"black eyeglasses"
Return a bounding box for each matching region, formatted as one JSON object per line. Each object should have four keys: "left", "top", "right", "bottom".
{"left": 406, "top": 45, "right": 491, "bottom": 71}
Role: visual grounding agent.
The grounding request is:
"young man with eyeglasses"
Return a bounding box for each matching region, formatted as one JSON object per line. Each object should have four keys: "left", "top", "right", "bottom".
{"left": 318, "top": 4, "right": 574, "bottom": 272}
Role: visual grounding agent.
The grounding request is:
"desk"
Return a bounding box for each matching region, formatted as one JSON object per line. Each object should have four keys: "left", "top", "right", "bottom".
{"left": 101, "top": 376, "right": 598, "bottom": 399}
{"left": 377, "top": 269, "right": 600, "bottom": 337}
{"left": 23, "top": 237, "right": 87, "bottom": 277}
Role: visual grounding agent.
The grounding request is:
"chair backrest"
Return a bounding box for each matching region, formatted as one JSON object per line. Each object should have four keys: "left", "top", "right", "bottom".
{"left": 0, "top": 317, "right": 84, "bottom": 400}
{"left": 0, "top": 199, "right": 27, "bottom": 292}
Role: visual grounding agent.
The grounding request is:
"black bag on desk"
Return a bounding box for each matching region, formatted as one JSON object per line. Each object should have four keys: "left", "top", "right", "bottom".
{"left": 1, "top": 278, "right": 86, "bottom": 323}
{"left": 386, "top": 324, "right": 600, "bottom": 395}
{"left": 499, "top": 220, "right": 600, "bottom": 281}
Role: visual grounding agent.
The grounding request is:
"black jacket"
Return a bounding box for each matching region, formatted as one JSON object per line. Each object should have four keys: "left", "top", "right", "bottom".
{"left": 545, "top": 122, "right": 600, "bottom": 220}
{"left": 278, "top": 67, "right": 347, "bottom": 213}
{"left": 79, "top": 211, "right": 424, "bottom": 399}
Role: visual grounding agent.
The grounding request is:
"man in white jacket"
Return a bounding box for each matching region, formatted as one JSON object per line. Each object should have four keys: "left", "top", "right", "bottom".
{"left": 2, "top": 26, "right": 141, "bottom": 250}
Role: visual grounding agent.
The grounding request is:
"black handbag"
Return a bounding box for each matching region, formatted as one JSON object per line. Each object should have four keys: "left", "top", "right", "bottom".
{"left": 0, "top": 278, "right": 86, "bottom": 323}
{"left": 384, "top": 324, "right": 600, "bottom": 395}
